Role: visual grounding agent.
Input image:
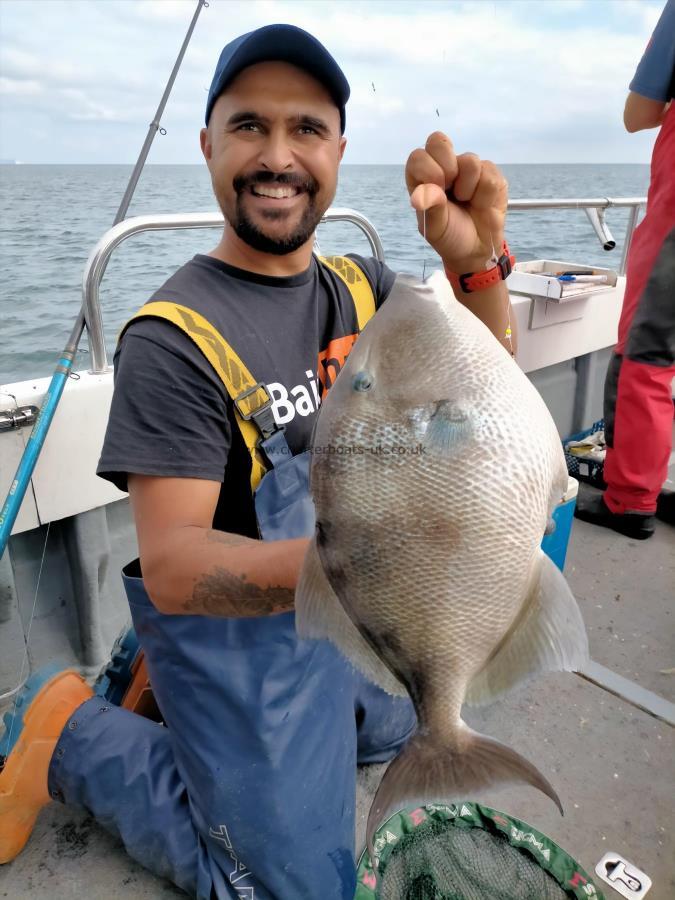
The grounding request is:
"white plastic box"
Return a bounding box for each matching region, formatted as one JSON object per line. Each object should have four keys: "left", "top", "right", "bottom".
{"left": 508, "top": 259, "right": 618, "bottom": 303}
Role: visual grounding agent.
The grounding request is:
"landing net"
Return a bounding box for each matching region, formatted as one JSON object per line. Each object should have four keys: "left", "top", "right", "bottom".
{"left": 355, "top": 803, "right": 604, "bottom": 900}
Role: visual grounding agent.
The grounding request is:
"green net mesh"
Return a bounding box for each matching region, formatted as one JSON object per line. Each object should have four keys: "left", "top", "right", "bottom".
{"left": 377, "top": 820, "right": 570, "bottom": 900}
{"left": 355, "top": 804, "right": 603, "bottom": 900}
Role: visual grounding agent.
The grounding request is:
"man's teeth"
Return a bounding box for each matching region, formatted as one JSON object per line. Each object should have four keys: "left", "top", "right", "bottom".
{"left": 251, "top": 185, "right": 300, "bottom": 199}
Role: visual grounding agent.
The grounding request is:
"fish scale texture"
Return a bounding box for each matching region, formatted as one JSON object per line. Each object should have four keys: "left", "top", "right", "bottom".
{"left": 311, "top": 271, "right": 568, "bottom": 728}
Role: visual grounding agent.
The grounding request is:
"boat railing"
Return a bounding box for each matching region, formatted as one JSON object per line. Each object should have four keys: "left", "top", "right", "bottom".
{"left": 82, "top": 197, "right": 646, "bottom": 375}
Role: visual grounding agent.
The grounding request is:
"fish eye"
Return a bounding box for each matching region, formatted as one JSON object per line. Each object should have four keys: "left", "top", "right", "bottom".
{"left": 352, "top": 371, "right": 373, "bottom": 392}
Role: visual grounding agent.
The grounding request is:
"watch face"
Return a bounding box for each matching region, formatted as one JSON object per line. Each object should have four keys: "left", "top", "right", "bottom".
{"left": 497, "top": 253, "right": 513, "bottom": 280}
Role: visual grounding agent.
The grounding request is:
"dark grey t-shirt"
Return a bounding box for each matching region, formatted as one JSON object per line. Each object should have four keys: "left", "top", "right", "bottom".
{"left": 97, "top": 253, "right": 395, "bottom": 536}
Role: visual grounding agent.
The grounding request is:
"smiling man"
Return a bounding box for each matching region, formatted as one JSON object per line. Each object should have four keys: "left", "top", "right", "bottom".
{"left": 204, "top": 61, "right": 343, "bottom": 263}
{"left": 0, "top": 24, "right": 515, "bottom": 900}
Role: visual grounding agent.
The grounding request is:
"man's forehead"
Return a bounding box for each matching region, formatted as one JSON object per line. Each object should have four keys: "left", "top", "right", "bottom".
{"left": 223, "top": 60, "right": 336, "bottom": 105}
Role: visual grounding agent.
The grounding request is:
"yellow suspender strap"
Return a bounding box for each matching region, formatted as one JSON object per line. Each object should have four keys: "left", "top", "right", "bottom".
{"left": 121, "top": 301, "right": 268, "bottom": 492}
{"left": 122, "top": 257, "right": 376, "bottom": 493}
{"left": 318, "top": 255, "right": 376, "bottom": 331}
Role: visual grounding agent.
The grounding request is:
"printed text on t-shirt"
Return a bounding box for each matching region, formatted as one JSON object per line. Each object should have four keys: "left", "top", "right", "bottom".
{"left": 267, "top": 332, "right": 359, "bottom": 426}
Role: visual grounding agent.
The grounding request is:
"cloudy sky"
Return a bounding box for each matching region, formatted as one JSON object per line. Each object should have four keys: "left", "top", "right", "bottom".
{"left": 0, "top": 0, "right": 666, "bottom": 165}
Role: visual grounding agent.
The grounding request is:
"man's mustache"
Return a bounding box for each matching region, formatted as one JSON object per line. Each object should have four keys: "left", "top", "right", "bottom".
{"left": 233, "top": 171, "right": 318, "bottom": 195}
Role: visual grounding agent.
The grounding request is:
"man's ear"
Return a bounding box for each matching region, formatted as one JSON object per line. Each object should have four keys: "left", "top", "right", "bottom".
{"left": 200, "top": 127, "right": 212, "bottom": 162}
{"left": 338, "top": 136, "right": 347, "bottom": 163}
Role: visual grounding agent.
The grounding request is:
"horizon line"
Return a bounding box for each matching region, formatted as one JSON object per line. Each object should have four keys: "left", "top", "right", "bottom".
{"left": 0, "top": 161, "right": 651, "bottom": 167}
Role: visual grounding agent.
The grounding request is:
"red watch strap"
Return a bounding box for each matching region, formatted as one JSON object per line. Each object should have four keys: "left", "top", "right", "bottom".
{"left": 446, "top": 241, "right": 515, "bottom": 294}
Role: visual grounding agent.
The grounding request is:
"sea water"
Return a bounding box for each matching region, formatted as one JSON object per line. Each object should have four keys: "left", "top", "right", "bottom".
{"left": 0, "top": 163, "right": 649, "bottom": 384}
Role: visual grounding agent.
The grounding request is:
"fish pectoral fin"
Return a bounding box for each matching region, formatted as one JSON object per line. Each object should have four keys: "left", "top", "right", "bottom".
{"left": 546, "top": 456, "right": 570, "bottom": 524}
{"left": 419, "top": 400, "right": 472, "bottom": 454}
{"left": 465, "top": 551, "right": 589, "bottom": 706}
{"left": 295, "top": 537, "right": 408, "bottom": 698}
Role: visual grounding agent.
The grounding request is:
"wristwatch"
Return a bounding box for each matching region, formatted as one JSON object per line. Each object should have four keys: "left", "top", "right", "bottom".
{"left": 446, "top": 241, "right": 515, "bottom": 294}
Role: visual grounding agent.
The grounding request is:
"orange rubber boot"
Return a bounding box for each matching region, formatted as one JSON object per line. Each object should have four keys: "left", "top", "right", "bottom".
{"left": 0, "top": 667, "right": 92, "bottom": 863}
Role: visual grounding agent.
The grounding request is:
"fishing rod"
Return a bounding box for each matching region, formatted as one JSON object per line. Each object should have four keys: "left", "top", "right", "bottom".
{"left": 0, "top": 0, "right": 207, "bottom": 557}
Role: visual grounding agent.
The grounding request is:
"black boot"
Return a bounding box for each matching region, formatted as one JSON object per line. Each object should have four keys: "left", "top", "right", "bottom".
{"left": 574, "top": 487, "right": 655, "bottom": 540}
{"left": 656, "top": 489, "right": 675, "bottom": 525}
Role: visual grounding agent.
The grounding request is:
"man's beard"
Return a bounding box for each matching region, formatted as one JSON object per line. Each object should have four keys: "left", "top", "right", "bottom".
{"left": 226, "top": 172, "right": 325, "bottom": 256}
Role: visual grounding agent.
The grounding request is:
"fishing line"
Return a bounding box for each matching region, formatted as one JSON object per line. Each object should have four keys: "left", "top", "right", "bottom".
{"left": 490, "top": 230, "right": 514, "bottom": 356}
{"left": 505, "top": 305, "right": 514, "bottom": 356}
{"left": 1, "top": 522, "right": 51, "bottom": 755}
{"left": 422, "top": 208, "right": 427, "bottom": 282}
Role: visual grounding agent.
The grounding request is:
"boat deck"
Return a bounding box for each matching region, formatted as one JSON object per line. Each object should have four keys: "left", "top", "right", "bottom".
{"left": 2, "top": 477, "right": 674, "bottom": 900}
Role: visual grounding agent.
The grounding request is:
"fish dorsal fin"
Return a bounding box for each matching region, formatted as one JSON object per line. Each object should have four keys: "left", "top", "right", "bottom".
{"left": 295, "top": 537, "right": 408, "bottom": 698}
{"left": 465, "top": 551, "right": 589, "bottom": 706}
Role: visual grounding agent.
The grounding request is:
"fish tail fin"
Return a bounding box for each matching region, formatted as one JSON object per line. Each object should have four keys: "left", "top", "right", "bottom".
{"left": 366, "top": 727, "right": 562, "bottom": 867}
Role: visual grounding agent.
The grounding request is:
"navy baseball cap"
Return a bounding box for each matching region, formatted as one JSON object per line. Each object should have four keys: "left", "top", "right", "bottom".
{"left": 205, "top": 24, "right": 350, "bottom": 133}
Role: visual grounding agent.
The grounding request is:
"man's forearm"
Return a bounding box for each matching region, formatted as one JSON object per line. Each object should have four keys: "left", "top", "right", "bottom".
{"left": 143, "top": 527, "right": 309, "bottom": 617}
{"left": 444, "top": 261, "right": 517, "bottom": 356}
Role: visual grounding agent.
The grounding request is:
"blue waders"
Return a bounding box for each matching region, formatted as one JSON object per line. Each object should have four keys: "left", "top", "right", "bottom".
{"left": 47, "top": 259, "right": 416, "bottom": 899}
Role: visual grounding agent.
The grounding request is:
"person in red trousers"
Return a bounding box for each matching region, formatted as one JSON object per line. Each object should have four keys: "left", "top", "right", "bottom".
{"left": 576, "top": 0, "right": 675, "bottom": 540}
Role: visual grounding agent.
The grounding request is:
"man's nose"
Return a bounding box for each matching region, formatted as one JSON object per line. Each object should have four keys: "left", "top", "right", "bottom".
{"left": 258, "top": 129, "right": 294, "bottom": 172}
